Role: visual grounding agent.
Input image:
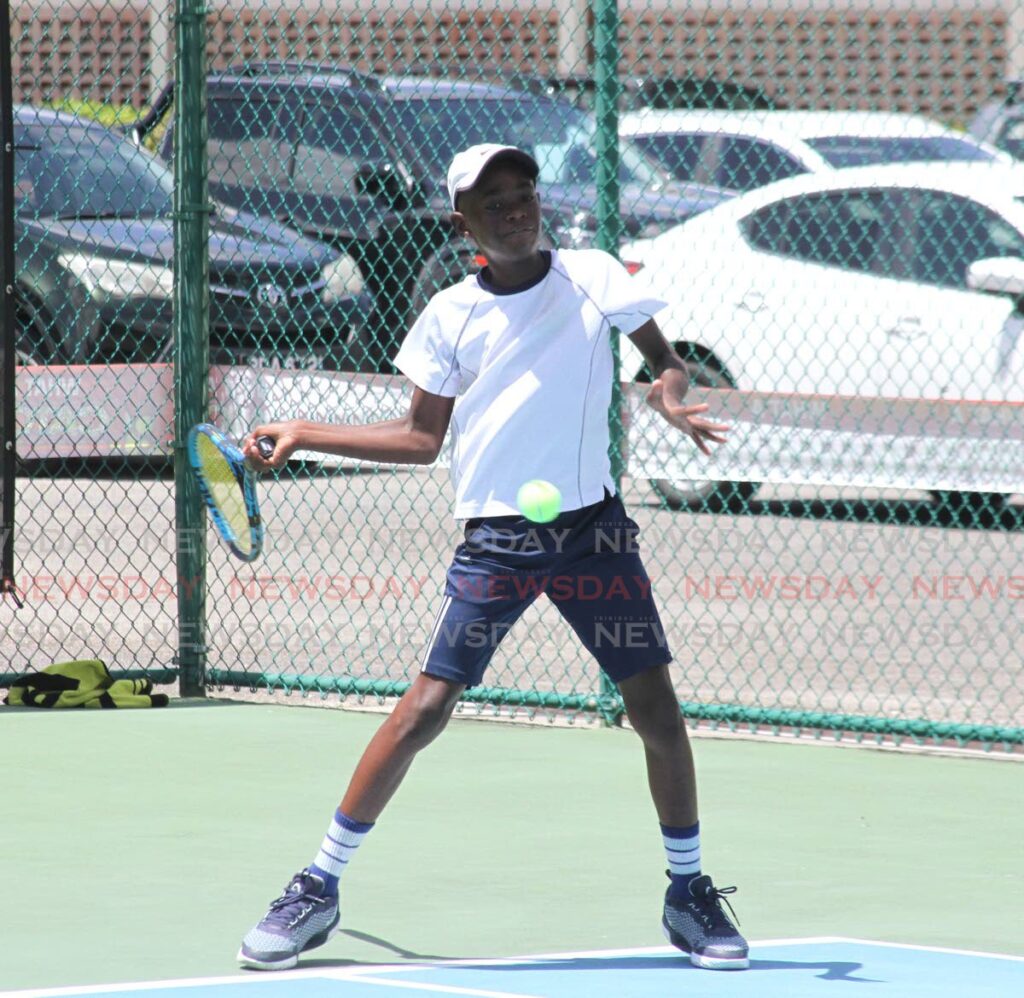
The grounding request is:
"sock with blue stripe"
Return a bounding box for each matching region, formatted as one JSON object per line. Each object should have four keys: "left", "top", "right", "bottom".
{"left": 662, "top": 821, "right": 700, "bottom": 898}
{"left": 309, "top": 810, "right": 374, "bottom": 896}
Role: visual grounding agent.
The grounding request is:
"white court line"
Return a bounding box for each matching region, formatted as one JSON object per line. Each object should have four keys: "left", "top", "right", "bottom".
{"left": 325, "top": 936, "right": 1024, "bottom": 973}
{"left": 0, "top": 964, "right": 389, "bottom": 998}
{"left": 0, "top": 968, "right": 336, "bottom": 998}
{"left": 5, "top": 937, "right": 1023, "bottom": 997}
{"left": 814, "top": 936, "right": 1024, "bottom": 963}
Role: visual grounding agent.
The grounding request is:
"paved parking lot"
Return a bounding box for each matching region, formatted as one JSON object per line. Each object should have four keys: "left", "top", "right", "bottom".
{"left": 7, "top": 467, "right": 1022, "bottom": 737}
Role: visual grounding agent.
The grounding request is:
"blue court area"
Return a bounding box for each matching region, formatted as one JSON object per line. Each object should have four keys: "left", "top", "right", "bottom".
{"left": 8, "top": 940, "right": 1023, "bottom": 998}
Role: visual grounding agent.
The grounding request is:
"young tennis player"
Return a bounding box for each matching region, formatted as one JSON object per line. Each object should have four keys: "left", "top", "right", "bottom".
{"left": 238, "top": 144, "right": 748, "bottom": 972}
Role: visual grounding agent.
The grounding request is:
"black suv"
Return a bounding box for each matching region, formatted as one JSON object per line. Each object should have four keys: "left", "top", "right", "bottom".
{"left": 14, "top": 105, "right": 372, "bottom": 369}
{"left": 969, "top": 80, "right": 1024, "bottom": 162}
{"left": 139, "top": 62, "right": 727, "bottom": 369}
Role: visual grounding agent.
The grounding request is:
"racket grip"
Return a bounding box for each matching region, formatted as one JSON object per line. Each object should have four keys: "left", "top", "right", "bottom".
{"left": 255, "top": 435, "right": 275, "bottom": 460}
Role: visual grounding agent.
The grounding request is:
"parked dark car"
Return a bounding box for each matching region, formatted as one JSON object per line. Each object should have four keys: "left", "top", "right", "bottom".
{"left": 137, "top": 62, "right": 728, "bottom": 369}
{"left": 14, "top": 105, "right": 372, "bottom": 369}
{"left": 531, "top": 73, "right": 779, "bottom": 113}
{"left": 969, "top": 80, "right": 1024, "bottom": 162}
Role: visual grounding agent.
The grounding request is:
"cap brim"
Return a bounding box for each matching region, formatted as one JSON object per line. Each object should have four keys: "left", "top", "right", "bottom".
{"left": 452, "top": 149, "right": 540, "bottom": 209}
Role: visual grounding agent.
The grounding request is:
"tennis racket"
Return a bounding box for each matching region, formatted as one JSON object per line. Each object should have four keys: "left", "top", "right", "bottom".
{"left": 186, "top": 423, "right": 275, "bottom": 562}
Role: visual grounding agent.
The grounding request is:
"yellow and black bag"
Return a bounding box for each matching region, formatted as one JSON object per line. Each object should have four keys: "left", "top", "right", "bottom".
{"left": 4, "top": 659, "right": 169, "bottom": 708}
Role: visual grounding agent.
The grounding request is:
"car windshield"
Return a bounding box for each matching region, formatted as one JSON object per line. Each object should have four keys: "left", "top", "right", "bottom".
{"left": 392, "top": 96, "right": 672, "bottom": 190}
{"left": 630, "top": 133, "right": 707, "bottom": 181}
{"left": 997, "top": 118, "right": 1024, "bottom": 160}
{"left": 806, "top": 135, "right": 996, "bottom": 167}
{"left": 14, "top": 121, "right": 175, "bottom": 219}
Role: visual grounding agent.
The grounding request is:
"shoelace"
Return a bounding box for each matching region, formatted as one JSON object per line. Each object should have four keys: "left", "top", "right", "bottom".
{"left": 263, "top": 878, "right": 322, "bottom": 929}
{"left": 694, "top": 883, "right": 741, "bottom": 929}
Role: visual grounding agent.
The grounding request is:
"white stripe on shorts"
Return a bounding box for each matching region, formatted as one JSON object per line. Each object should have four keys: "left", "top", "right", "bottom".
{"left": 420, "top": 593, "right": 453, "bottom": 673}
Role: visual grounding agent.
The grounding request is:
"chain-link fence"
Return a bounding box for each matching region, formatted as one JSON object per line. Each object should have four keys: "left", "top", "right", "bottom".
{"left": 3, "top": 1, "right": 1023, "bottom": 750}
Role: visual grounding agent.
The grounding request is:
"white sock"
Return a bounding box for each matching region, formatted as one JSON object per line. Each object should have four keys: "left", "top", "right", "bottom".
{"left": 310, "top": 810, "right": 373, "bottom": 893}
{"left": 662, "top": 821, "right": 701, "bottom": 891}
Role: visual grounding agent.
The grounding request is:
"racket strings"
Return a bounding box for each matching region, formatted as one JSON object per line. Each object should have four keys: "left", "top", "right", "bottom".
{"left": 195, "top": 434, "right": 254, "bottom": 555}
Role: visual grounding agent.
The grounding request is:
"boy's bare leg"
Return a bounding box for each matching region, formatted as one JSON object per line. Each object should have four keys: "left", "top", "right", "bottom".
{"left": 619, "top": 664, "right": 748, "bottom": 970}
{"left": 618, "top": 664, "right": 698, "bottom": 827}
{"left": 237, "top": 673, "right": 465, "bottom": 971}
{"left": 340, "top": 673, "right": 466, "bottom": 823}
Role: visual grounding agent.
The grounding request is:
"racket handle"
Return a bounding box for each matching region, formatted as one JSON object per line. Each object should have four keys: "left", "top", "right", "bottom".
{"left": 255, "top": 435, "right": 275, "bottom": 460}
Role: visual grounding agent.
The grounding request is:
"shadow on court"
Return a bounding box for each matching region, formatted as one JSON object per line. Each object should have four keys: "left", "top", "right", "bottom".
{"left": 445, "top": 954, "right": 876, "bottom": 983}
{"left": 330, "top": 928, "right": 464, "bottom": 963}
{"left": 324, "top": 936, "right": 876, "bottom": 983}
{"left": 321, "top": 942, "right": 1021, "bottom": 997}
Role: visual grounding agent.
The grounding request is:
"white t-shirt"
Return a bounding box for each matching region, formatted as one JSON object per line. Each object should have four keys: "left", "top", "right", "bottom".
{"left": 394, "top": 248, "right": 667, "bottom": 519}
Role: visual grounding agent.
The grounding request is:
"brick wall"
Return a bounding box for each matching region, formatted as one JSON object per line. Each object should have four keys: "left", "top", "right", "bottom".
{"left": 207, "top": 7, "right": 561, "bottom": 77}
{"left": 12, "top": 2, "right": 156, "bottom": 107}
{"left": 10, "top": 1, "right": 1012, "bottom": 123}
{"left": 618, "top": 5, "right": 1010, "bottom": 121}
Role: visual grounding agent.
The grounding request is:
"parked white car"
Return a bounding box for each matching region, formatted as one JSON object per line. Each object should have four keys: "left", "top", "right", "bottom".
{"left": 619, "top": 109, "right": 1017, "bottom": 194}
{"left": 620, "top": 162, "right": 1024, "bottom": 508}
{"left": 968, "top": 81, "right": 1024, "bottom": 162}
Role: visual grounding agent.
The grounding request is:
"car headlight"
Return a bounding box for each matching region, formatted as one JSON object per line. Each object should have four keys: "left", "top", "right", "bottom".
{"left": 551, "top": 210, "right": 597, "bottom": 250}
{"left": 58, "top": 252, "right": 175, "bottom": 300}
{"left": 321, "top": 253, "right": 365, "bottom": 303}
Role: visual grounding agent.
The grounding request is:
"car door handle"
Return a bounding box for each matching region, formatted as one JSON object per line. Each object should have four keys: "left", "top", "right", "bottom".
{"left": 884, "top": 316, "right": 928, "bottom": 339}
{"left": 737, "top": 291, "right": 766, "bottom": 313}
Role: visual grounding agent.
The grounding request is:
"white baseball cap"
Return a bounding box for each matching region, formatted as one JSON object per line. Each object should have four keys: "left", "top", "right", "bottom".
{"left": 446, "top": 144, "right": 539, "bottom": 210}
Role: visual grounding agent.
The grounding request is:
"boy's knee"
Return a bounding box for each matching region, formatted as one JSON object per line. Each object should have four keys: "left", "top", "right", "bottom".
{"left": 410, "top": 703, "right": 454, "bottom": 746}
{"left": 392, "top": 677, "right": 462, "bottom": 748}
{"left": 621, "top": 673, "right": 685, "bottom": 747}
{"left": 629, "top": 699, "right": 685, "bottom": 748}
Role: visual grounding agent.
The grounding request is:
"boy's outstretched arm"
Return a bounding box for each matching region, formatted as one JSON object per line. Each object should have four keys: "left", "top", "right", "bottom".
{"left": 241, "top": 387, "right": 455, "bottom": 470}
{"left": 627, "top": 319, "right": 729, "bottom": 456}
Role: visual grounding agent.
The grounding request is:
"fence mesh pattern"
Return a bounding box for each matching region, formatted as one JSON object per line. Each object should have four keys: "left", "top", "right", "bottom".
{"left": 3, "top": 0, "right": 1024, "bottom": 749}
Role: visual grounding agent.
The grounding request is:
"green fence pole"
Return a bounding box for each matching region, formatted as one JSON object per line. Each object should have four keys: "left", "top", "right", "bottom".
{"left": 593, "top": 0, "right": 625, "bottom": 482}
{"left": 592, "top": 0, "right": 625, "bottom": 721}
{"left": 0, "top": 0, "right": 18, "bottom": 604}
{"left": 592, "top": 0, "right": 623, "bottom": 258}
{"left": 172, "top": 0, "right": 211, "bottom": 697}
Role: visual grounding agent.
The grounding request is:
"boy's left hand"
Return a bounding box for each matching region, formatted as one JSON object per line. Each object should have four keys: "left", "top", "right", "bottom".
{"left": 645, "top": 379, "right": 729, "bottom": 456}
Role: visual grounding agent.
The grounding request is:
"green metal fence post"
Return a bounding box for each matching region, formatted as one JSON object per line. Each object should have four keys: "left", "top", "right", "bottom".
{"left": 592, "top": 0, "right": 623, "bottom": 259}
{"left": 0, "top": 0, "right": 18, "bottom": 604}
{"left": 592, "top": 0, "right": 626, "bottom": 724}
{"left": 172, "top": 0, "right": 211, "bottom": 697}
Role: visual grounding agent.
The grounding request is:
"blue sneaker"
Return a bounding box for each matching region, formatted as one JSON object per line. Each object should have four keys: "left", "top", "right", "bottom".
{"left": 237, "top": 869, "right": 340, "bottom": 970}
{"left": 662, "top": 873, "right": 749, "bottom": 970}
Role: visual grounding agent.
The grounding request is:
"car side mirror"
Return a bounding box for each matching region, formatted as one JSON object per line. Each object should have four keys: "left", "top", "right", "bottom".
{"left": 355, "top": 162, "right": 413, "bottom": 207}
{"left": 967, "top": 256, "right": 1024, "bottom": 296}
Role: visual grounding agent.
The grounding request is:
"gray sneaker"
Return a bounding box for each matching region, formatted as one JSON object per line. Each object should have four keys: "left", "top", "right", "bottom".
{"left": 662, "top": 873, "right": 749, "bottom": 970}
{"left": 237, "top": 869, "right": 340, "bottom": 970}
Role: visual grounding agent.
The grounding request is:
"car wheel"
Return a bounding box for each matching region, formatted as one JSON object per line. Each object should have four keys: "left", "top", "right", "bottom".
{"left": 928, "top": 490, "right": 1009, "bottom": 517}
{"left": 348, "top": 247, "right": 476, "bottom": 374}
{"left": 408, "top": 245, "right": 478, "bottom": 319}
{"left": 13, "top": 296, "right": 54, "bottom": 364}
{"left": 346, "top": 312, "right": 396, "bottom": 373}
{"left": 645, "top": 358, "right": 759, "bottom": 513}
{"left": 14, "top": 330, "right": 42, "bottom": 365}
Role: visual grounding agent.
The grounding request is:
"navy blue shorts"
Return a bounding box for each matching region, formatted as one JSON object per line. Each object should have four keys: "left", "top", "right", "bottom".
{"left": 420, "top": 492, "right": 673, "bottom": 688}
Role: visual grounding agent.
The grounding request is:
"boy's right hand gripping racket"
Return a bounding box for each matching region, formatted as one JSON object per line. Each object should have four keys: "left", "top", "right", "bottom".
{"left": 187, "top": 423, "right": 275, "bottom": 563}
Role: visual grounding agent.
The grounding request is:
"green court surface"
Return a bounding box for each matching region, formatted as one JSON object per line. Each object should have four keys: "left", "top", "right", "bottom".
{"left": 1, "top": 701, "right": 1020, "bottom": 993}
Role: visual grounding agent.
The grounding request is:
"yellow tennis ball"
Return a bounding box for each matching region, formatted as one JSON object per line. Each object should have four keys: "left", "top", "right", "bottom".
{"left": 517, "top": 480, "right": 562, "bottom": 523}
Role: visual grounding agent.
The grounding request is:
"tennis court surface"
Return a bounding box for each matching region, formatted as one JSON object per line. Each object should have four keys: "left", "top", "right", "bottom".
{"left": 3, "top": 704, "right": 1021, "bottom": 998}
{"left": 5, "top": 941, "right": 1023, "bottom": 998}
